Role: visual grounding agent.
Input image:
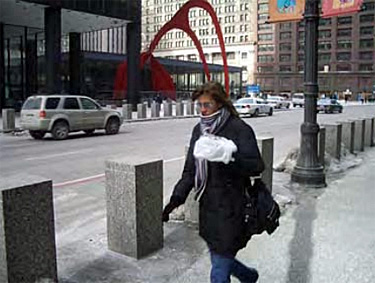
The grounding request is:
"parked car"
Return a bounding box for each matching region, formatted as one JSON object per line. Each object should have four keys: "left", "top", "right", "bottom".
{"left": 20, "top": 95, "right": 123, "bottom": 140}
{"left": 233, "top": 98, "right": 273, "bottom": 117}
{"left": 292, "top": 93, "right": 305, "bottom": 107}
{"left": 267, "top": 96, "right": 290, "bottom": 109}
{"left": 317, "top": 98, "right": 343, "bottom": 114}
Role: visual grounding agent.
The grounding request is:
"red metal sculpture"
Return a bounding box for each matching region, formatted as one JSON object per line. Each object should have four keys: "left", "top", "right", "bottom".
{"left": 114, "top": 0, "right": 229, "bottom": 100}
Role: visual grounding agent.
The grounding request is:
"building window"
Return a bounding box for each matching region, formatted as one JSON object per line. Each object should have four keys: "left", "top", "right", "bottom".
{"left": 362, "top": 2, "right": 375, "bottom": 11}
{"left": 360, "top": 14, "right": 375, "bottom": 23}
{"left": 241, "top": 52, "right": 248, "bottom": 59}
{"left": 359, "top": 64, "right": 374, "bottom": 71}
{"left": 318, "top": 42, "right": 331, "bottom": 50}
{"left": 257, "top": 66, "right": 273, "bottom": 72}
{"left": 319, "top": 53, "right": 331, "bottom": 61}
{"left": 279, "top": 43, "right": 292, "bottom": 51}
{"left": 258, "top": 3, "right": 269, "bottom": 11}
{"left": 359, "top": 52, "right": 373, "bottom": 60}
{"left": 359, "top": 38, "right": 374, "bottom": 48}
{"left": 298, "top": 31, "right": 305, "bottom": 40}
{"left": 258, "top": 33, "right": 273, "bottom": 41}
{"left": 280, "top": 65, "right": 292, "bottom": 72}
{"left": 258, "top": 44, "right": 275, "bottom": 52}
{"left": 280, "top": 22, "right": 292, "bottom": 30}
{"left": 258, "top": 24, "right": 272, "bottom": 31}
{"left": 258, "top": 55, "right": 274, "bottom": 62}
{"left": 319, "top": 30, "right": 331, "bottom": 39}
{"left": 319, "top": 18, "right": 331, "bottom": 26}
{"left": 338, "top": 16, "right": 352, "bottom": 25}
{"left": 360, "top": 26, "right": 374, "bottom": 36}
{"left": 337, "top": 40, "right": 352, "bottom": 49}
{"left": 336, "top": 52, "right": 351, "bottom": 61}
{"left": 337, "top": 64, "right": 351, "bottom": 71}
{"left": 279, "top": 54, "right": 291, "bottom": 62}
{"left": 337, "top": 29, "right": 352, "bottom": 37}
{"left": 258, "top": 13, "right": 268, "bottom": 21}
{"left": 298, "top": 54, "right": 305, "bottom": 61}
{"left": 227, "top": 52, "right": 235, "bottom": 60}
{"left": 299, "top": 42, "right": 305, "bottom": 51}
{"left": 280, "top": 32, "right": 292, "bottom": 40}
{"left": 298, "top": 65, "right": 304, "bottom": 72}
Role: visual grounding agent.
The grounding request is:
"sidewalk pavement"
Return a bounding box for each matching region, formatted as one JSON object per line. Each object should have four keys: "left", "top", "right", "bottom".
{"left": 54, "top": 148, "right": 375, "bottom": 283}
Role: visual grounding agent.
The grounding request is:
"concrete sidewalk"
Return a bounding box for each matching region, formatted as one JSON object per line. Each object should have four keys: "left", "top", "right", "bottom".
{"left": 53, "top": 149, "right": 375, "bottom": 283}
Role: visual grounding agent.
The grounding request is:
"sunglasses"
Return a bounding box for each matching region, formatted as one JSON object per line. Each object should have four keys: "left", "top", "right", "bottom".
{"left": 196, "top": 102, "right": 215, "bottom": 109}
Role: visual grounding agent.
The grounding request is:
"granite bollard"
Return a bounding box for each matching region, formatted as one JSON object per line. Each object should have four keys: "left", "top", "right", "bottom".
{"left": 176, "top": 102, "right": 184, "bottom": 117}
{"left": 2, "top": 109, "right": 15, "bottom": 133}
{"left": 352, "top": 119, "right": 365, "bottom": 152}
{"left": 318, "top": 127, "right": 326, "bottom": 166}
{"left": 257, "top": 136, "right": 274, "bottom": 192}
{"left": 185, "top": 101, "right": 195, "bottom": 116}
{"left": 151, "top": 102, "right": 160, "bottom": 118}
{"left": 0, "top": 175, "right": 57, "bottom": 283}
{"left": 122, "top": 104, "right": 132, "bottom": 120}
{"left": 163, "top": 102, "right": 172, "bottom": 117}
{"left": 364, "top": 118, "right": 373, "bottom": 147}
{"left": 341, "top": 121, "right": 355, "bottom": 154}
{"left": 371, "top": 117, "right": 375, "bottom": 147}
{"left": 137, "top": 103, "right": 147, "bottom": 119}
{"left": 323, "top": 123, "right": 342, "bottom": 160}
{"left": 105, "top": 158, "right": 163, "bottom": 259}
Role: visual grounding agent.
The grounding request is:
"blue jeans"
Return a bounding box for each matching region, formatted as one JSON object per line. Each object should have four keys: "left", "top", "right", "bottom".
{"left": 210, "top": 251, "right": 259, "bottom": 283}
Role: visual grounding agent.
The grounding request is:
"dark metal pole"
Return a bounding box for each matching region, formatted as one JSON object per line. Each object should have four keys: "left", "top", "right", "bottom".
{"left": 291, "top": 0, "right": 326, "bottom": 187}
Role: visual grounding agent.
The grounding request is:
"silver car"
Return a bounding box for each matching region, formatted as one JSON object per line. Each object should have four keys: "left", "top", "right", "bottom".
{"left": 20, "top": 95, "right": 123, "bottom": 140}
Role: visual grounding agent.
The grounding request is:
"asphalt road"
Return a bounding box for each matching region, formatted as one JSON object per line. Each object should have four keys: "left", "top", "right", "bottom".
{"left": 1, "top": 105, "right": 375, "bottom": 185}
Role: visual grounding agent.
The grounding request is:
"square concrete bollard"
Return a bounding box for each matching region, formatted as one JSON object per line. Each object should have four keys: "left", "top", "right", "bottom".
{"left": 0, "top": 175, "right": 57, "bottom": 283}
{"left": 364, "top": 118, "right": 373, "bottom": 147}
{"left": 176, "top": 102, "right": 184, "bottom": 116}
{"left": 318, "top": 127, "right": 326, "bottom": 166}
{"left": 257, "top": 136, "right": 274, "bottom": 192}
{"left": 185, "top": 101, "right": 195, "bottom": 116}
{"left": 137, "top": 103, "right": 147, "bottom": 119}
{"left": 122, "top": 104, "right": 132, "bottom": 120}
{"left": 105, "top": 158, "right": 163, "bottom": 259}
{"left": 2, "top": 109, "right": 15, "bottom": 133}
{"left": 341, "top": 121, "right": 355, "bottom": 154}
{"left": 151, "top": 102, "right": 160, "bottom": 118}
{"left": 163, "top": 102, "right": 172, "bottom": 117}
{"left": 323, "top": 123, "right": 342, "bottom": 160}
{"left": 352, "top": 119, "right": 365, "bottom": 152}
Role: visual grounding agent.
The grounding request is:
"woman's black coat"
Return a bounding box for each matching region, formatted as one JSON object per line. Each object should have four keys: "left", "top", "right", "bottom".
{"left": 171, "top": 115, "right": 264, "bottom": 257}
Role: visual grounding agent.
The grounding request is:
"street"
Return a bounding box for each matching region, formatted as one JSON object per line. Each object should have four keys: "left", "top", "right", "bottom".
{"left": 1, "top": 105, "right": 375, "bottom": 185}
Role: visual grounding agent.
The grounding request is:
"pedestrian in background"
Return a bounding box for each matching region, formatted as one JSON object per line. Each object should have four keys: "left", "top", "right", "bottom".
{"left": 162, "top": 81, "right": 264, "bottom": 283}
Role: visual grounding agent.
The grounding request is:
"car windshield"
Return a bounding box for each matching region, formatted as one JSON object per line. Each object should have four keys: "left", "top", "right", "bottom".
{"left": 236, "top": 98, "right": 254, "bottom": 104}
{"left": 23, "top": 97, "right": 42, "bottom": 110}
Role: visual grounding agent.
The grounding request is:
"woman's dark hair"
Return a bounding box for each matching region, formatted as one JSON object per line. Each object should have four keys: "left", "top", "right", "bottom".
{"left": 192, "top": 81, "right": 239, "bottom": 117}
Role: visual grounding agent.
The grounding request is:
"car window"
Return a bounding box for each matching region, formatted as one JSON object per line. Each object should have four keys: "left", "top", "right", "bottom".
{"left": 23, "top": 97, "right": 42, "bottom": 110}
{"left": 63, "top": 98, "right": 80, "bottom": 110}
{"left": 45, "top": 98, "right": 60, "bottom": 109}
{"left": 238, "top": 99, "right": 254, "bottom": 104}
{"left": 81, "top": 98, "right": 99, "bottom": 110}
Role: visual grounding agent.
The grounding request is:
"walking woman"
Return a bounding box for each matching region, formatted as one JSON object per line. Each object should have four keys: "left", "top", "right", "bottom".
{"left": 162, "top": 81, "right": 264, "bottom": 283}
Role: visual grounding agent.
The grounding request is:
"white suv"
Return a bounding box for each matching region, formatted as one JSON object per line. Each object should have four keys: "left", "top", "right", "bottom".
{"left": 20, "top": 95, "right": 123, "bottom": 140}
{"left": 292, "top": 93, "right": 305, "bottom": 107}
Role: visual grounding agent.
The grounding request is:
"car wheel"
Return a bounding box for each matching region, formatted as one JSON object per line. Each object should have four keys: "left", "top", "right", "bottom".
{"left": 293, "top": 104, "right": 296, "bottom": 107}
{"left": 252, "top": 109, "right": 259, "bottom": 117}
{"left": 268, "top": 108, "right": 273, "bottom": 116}
{"left": 29, "top": 130, "right": 46, "bottom": 140}
{"left": 286, "top": 104, "right": 290, "bottom": 109}
{"left": 84, "top": 129, "right": 95, "bottom": 135}
{"left": 52, "top": 121, "right": 69, "bottom": 140}
{"left": 339, "top": 108, "right": 343, "bottom": 113}
{"left": 105, "top": 117, "right": 120, "bottom": 135}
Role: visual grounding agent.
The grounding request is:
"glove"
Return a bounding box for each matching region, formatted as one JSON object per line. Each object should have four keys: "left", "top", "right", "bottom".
{"left": 162, "top": 196, "right": 183, "bottom": 222}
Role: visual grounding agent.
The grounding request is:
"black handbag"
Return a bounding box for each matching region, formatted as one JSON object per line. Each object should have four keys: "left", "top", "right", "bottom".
{"left": 243, "top": 178, "right": 280, "bottom": 239}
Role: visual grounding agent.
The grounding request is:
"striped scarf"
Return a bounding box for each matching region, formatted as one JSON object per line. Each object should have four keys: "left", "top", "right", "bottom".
{"left": 194, "top": 107, "right": 231, "bottom": 201}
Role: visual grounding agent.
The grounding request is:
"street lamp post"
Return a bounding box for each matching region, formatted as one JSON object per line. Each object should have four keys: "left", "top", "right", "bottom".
{"left": 291, "top": 0, "right": 326, "bottom": 187}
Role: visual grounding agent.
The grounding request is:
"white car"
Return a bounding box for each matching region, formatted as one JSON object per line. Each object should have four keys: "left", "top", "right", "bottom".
{"left": 233, "top": 98, "right": 273, "bottom": 117}
{"left": 292, "top": 93, "right": 305, "bottom": 107}
{"left": 267, "top": 96, "right": 290, "bottom": 109}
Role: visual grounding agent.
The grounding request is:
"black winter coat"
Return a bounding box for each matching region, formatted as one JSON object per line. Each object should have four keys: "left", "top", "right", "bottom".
{"left": 171, "top": 115, "right": 264, "bottom": 257}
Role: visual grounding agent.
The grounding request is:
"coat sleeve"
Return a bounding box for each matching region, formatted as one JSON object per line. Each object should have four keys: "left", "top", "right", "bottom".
{"left": 170, "top": 125, "right": 199, "bottom": 204}
{"left": 230, "top": 121, "right": 264, "bottom": 177}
